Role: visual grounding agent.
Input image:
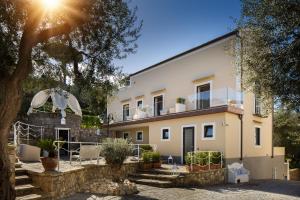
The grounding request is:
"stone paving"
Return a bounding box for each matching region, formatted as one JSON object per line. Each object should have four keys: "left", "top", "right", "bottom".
{"left": 63, "top": 180, "right": 300, "bottom": 200}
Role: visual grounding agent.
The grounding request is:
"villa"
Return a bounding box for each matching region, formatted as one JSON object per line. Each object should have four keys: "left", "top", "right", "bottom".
{"left": 106, "top": 31, "right": 286, "bottom": 180}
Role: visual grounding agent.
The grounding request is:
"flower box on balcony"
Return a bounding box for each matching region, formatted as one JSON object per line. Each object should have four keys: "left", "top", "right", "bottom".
{"left": 175, "top": 97, "right": 186, "bottom": 112}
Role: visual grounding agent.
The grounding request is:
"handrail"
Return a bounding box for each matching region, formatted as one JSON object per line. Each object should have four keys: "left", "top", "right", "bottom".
{"left": 13, "top": 121, "right": 44, "bottom": 146}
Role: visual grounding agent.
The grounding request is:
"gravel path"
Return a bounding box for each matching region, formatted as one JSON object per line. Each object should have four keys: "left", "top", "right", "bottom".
{"left": 63, "top": 180, "right": 300, "bottom": 200}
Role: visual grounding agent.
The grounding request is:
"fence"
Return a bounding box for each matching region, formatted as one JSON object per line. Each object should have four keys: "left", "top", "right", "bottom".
{"left": 13, "top": 121, "right": 44, "bottom": 146}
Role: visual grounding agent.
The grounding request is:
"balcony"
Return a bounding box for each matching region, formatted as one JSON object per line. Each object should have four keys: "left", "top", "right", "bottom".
{"left": 107, "top": 87, "right": 243, "bottom": 127}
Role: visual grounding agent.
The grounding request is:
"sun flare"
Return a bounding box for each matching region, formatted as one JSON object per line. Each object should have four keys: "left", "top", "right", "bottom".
{"left": 42, "top": 0, "right": 61, "bottom": 10}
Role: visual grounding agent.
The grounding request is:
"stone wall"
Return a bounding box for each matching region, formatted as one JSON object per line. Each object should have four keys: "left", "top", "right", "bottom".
{"left": 174, "top": 168, "right": 225, "bottom": 186}
{"left": 28, "top": 163, "right": 139, "bottom": 199}
{"left": 290, "top": 168, "right": 300, "bottom": 181}
{"left": 8, "top": 145, "right": 16, "bottom": 188}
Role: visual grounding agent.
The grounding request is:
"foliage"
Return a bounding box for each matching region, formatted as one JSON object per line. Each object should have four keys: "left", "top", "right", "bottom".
{"left": 274, "top": 108, "right": 300, "bottom": 168}
{"left": 81, "top": 115, "right": 101, "bottom": 128}
{"left": 142, "top": 151, "right": 152, "bottom": 163}
{"left": 211, "top": 152, "right": 222, "bottom": 164}
{"left": 37, "top": 139, "right": 56, "bottom": 158}
{"left": 176, "top": 97, "right": 186, "bottom": 104}
{"left": 151, "top": 152, "right": 161, "bottom": 163}
{"left": 194, "top": 152, "right": 209, "bottom": 166}
{"left": 238, "top": 0, "right": 300, "bottom": 110}
{"left": 185, "top": 153, "right": 192, "bottom": 165}
{"left": 101, "top": 138, "right": 133, "bottom": 167}
{"left": 140, "top": 144, "right": 153, "bottom": 152}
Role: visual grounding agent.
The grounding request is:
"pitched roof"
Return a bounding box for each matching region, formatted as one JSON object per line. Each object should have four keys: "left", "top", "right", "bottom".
{"left": 130, "top": 30, "right": 238, "bottom": 77}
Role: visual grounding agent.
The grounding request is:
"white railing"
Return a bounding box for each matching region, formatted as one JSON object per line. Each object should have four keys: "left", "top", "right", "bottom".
{"left": 53, "top": 141, "right": 157, "bottom": 171}
{"left": 13, "top": 121, "right": 44, "bottom": 146}
{"left": 110, "top": 87, "right": 243, "bottom": 123}
{"left": 186, "top": 151, "right": 223, "bottom": 171}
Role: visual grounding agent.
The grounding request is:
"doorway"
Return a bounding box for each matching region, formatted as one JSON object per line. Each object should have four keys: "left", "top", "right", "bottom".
{"left": 182, "top": 126, "right": 195, "bottom": 164}
{"left": 55, "top": 128, "right": 70, "bottom": 156}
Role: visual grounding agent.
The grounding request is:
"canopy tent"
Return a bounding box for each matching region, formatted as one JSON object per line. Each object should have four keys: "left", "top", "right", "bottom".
{"left": 27, "top": 88, "right": 82, "bottom": 124}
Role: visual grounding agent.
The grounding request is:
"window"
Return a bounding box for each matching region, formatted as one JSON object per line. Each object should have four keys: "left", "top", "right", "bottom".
{"left": 161, "top": 128, "right": 170, "bottom": 141}
{"left": 254, "top": 94, "right": 262, "bottom": 115}
{"left": 255, "top": 127, "right": 261, "bottom": 146}
{"left": 137, "top": 100, "right": 143, "bottom": 109}
{"left": 123, "top": 132, "right": 129, "bottom": 140}
{"left": 123, "top": 104, "right": 130, "bottom": 121}
{"left": 136, "top": 131, "right": 143, "bottom": 141}
{"left": 202, "top": 122, "right": 215, "bottom": 140}
{"left": 196, "top": 82, "right": 211, "bottom": 110}
{"left": 153, "top": 95, "right": 163, "bottom": 116}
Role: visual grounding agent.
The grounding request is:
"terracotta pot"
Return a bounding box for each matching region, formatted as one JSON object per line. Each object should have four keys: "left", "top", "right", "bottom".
{"left": 210, "top": 163, "right": 221, "bottom": 170}
{"left": 141, "top": 163, "right": 153, "bottom": 170}
{"left": 153, "top": 161, "right": 161, "bottom": 168}
{"left": 40, "top": 157, "right": 58, "bottom": 171}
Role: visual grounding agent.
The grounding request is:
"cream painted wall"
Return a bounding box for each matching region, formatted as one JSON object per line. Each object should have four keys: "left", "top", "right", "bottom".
{"left": 224, "top": 113, "right": 241, "bottom": 159}
{"left": 107, "top": 36, "right": 238, "bottom": 120}
{"left": 115, "top": 127, "right": 149, "bottom": 144}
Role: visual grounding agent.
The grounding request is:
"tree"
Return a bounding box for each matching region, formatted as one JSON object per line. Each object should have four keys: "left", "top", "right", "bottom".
{"left": 238, "top": 0, "right": 300, "bottom": 110}
{"left": 274, "top": 108, "right": 300, "bottom": 168}
{"left": 0, "top": 1, "right": 141, "bottom": 199}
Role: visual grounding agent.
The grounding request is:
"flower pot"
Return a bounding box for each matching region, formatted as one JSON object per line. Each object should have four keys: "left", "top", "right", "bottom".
{"left": 40, "top": 157, "right": 58, "bottom": 171}
{"left": 210, "top": 163, "right": 221, "bottom": 170}
{"left": 198, "top": 165, "right": 209, "bottom": 171}
{"left": 175, "top": 103, "right": 186, "bottom": 112}
{"left": 153, "top": 161, "right": 161, "bottom": 168}
{"left": 141, "top": 163, "right": 153, "bottom": 170}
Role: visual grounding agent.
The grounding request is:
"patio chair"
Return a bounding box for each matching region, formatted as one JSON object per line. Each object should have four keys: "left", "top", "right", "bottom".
{"left": 227, "top": 162, "right": 250, "bottom": 183}
{"left": 70, "top": 144, "right": 101, "bottom": 165}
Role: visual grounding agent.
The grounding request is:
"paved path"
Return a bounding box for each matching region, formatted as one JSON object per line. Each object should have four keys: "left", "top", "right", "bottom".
{"left": 63, "top": 180, "right": 300, "bottom": 200}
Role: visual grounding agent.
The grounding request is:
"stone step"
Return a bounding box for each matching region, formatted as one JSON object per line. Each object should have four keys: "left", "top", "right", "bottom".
{"left": 137, "top": 169, "right": 182, "bottom": 175}
{"left": 129, "top": 178, "right": 173, "bottom": 188}
{"left": 129, "top": 173, "right": 179, "bottom": 181}
{"left": 16, "top": 168, "right": 27, "bottom": 176}
{"left": 15, "top": 163, "right": 23, "bottom": 169}
{"left": 16, "top": 175, "right": 32, "bottom": 185}
{"left": 15, "top": 184, "right": 40, "bottom": 197}
{"left": 16, "top": 193, "right": 44, "bottom": 200}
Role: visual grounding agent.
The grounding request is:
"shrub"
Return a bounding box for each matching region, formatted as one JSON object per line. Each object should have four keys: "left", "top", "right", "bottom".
{"left": 37, "top": 139, "right": 56, "bottom": 157}
{"left": 142, "top": 151, "right": 152, "bottom": 163}
{"left": 152, "top": 152, "right": 161, "bottom": 163}
{"left": 211, "top": 152, "right": 222, "bottom": 164}
{"left": 140, "top": 144, "right": 153, "bottom": 152}
{"left": 195, "top": 152, "right": 209, "bottom": 165}
{"left": 185, "top": 152, "right": 192, "bottom": 165}
{"left": 176, "top": 97, "right": 186, "bottom": 104}
{"left": 101, "top": 138, "right": 133, "bottom": 168}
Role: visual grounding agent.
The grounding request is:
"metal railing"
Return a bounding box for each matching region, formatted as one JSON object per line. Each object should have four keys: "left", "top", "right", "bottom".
{"left": 53, "top": 141, "right": 157, "bottom": 171}
{"left": 186, "top": 151, "right": 223, "bottom": 171}
{"left": 110, "top": 87, "right": 243, "bottom": 123}
{"left": 13, "top": 121, "right": 44, "bottom": 146}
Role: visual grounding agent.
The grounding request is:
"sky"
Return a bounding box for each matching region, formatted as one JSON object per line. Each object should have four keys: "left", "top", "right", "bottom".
{"left": 115, "top": 0, "right": 241, "bottom": 74}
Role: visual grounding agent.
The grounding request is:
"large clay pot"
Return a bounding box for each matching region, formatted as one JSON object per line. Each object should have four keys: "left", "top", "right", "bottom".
{"left": 40, "top": 157, "right": 58, "bottom": 171}
{"left": 153, "top": 161, "right": 161, "bottom": 168}
{"left": 141, "top": 163, "right": 153, "bottom": 170}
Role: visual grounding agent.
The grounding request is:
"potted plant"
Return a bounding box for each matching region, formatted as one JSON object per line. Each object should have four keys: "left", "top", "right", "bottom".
{"left": 141, "top": 151, "right": 152, "bottom": 169}
{"left": 175, "top": 97, "right": 186, "bottom": 112}
{"left": 37, "top": 139, "right": 59, "bottom": 171}
{"left": 185, "top": 153, "right": 193, "bottom": 172}
{"left": 152, "top": 152, "right": 161, "bottom": 168}
{"left": 195, "top": 152, "right": 209, "bottom": 171}
{"left": 210, "top": 152, "right": 222, "bottom": 169}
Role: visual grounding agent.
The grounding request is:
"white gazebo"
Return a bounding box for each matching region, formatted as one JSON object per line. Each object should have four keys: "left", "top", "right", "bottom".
{"left": 27, "top": 88, "right": 82, "bottom": 124}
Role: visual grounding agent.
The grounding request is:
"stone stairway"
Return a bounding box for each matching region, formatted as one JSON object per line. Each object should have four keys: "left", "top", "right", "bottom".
{"left": 15, "top": 163, "right": 47, "bottom": 200}
{"left": 128, "top": 169, "right": 181, "bottom": 188}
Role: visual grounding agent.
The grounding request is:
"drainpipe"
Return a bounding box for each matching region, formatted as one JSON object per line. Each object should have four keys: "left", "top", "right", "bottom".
{"left": 271, "top": 98, "right": 274, "bottom": 158}
{"left": 239, "top": 114, "right": 243, "bottom": 161}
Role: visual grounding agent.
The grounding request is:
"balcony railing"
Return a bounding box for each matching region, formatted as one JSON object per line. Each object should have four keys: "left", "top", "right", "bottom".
{"left": 109, "top": 87, "right": 243, "bottom": 123}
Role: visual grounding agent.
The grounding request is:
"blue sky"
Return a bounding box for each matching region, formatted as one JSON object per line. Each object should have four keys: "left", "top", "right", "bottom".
{"left": 115, "top": 0, "right": 241, "bottom": 74}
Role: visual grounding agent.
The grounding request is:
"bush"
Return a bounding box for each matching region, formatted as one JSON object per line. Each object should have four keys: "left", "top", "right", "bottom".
{"left": 211, "top": 152, "right": 222, "bottom": 164}
{"left": 195, "top": 152, "right": 209, "bottom": 165}
{"left": 140, "top": 144, "right": 153, "bottom": 152}
{"left": 101, "top": 138, "right": 133, "bottom": 167}
{"left": 152, "top": 152, "right": 161, "bottom": 163}
{"left": 142, "top": 151, "right": 152, "bottom": 163}
{"left": 185, "top": 153, "right": 192, "bottom": 165}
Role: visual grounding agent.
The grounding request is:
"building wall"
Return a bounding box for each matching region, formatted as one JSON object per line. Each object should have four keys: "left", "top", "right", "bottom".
{"left": 107, "top": 36, "right": 238, "bottom": 120}
{"left": 115, "top": 126, "right": 149, "bottom": 144}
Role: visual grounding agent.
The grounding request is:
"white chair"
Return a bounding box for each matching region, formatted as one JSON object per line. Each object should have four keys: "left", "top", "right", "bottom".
{"left": 228, "top": 162, "right": 250, "bottom": 183}
{"left": 70, "top": 145, "right": 101, "bottom": 165}
{"left": 18, "top": 144, "right": 41, "bottom": 162}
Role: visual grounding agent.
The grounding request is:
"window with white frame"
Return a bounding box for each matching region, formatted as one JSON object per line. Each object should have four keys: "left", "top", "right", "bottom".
{"left": 161, "top": 127, "right": 170, "bottom": 141}
{"left": 122, "top": 103, "right": 130, "bottom": 121}
{"left": 255, "top": 127, "right": 261, "bottom": 146}
{"left": 137, "top": 99, "right": 143, "bottom": 109}
{"left": 136, "top": 131, "right": 143, "bottom": 141}
{"left": 123, "top": 132, "right": 129, "bottom": 140}
{"left": 202, "top": 122, "right": 215, "bottom": 139}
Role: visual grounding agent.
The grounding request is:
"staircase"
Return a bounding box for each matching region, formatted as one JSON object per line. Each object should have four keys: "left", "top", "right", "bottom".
{"left": 15, "top": 163, "right": 47, "bottom": 200}
{"left": 128, "top": 169, "right": 181, "bottom": 188}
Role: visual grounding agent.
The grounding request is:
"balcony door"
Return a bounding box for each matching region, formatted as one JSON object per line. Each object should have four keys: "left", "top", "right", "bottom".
{"left": 153, "top": 95, "right": 163, "bottom": 116}
{"left": 196, "top": 83, "right": 211, "bottom": 110}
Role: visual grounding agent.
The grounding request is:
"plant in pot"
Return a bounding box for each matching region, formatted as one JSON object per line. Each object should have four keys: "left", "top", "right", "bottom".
{"left": 142, "top": 151, "right": 153, "bottom": 169}
{"left": 185, "top": 152, "right": 193, "bottom": 172}
{"left": 175, "top": 97, "right": 186, "bottom": 113}
{"left": 210, "top": 152, "right": 222, "bottom": 169}
{"left": 152, "top": 152, "right": 161, "bottom": 168}
{"left": 195, "top": 152, "right": 209, "bottom": 171}
{"left": 37, "top": 139, "right": 59, "bottom": 171}
{"left": 101, "top": 138, "right": 134, "bottom": 182}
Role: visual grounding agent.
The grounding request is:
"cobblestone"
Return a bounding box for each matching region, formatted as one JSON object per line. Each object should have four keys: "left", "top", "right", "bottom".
{"left": 63, "top": 180, "right": 300, "bottom": 200}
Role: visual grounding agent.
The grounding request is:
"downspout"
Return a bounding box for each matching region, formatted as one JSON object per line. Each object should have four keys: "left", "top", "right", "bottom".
{"left": 239, "top": 114, "right": 243, "bottom": 161}
{"left": 271, "top": 98, "right": 274, "bottom": 158}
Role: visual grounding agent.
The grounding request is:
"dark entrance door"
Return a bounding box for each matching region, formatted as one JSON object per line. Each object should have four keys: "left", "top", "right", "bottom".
{"left": 58, "top": 129, "right": 69, "bottom": 156}
{"left": 183, "top": 126, "right": 195, "bottom": 164}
